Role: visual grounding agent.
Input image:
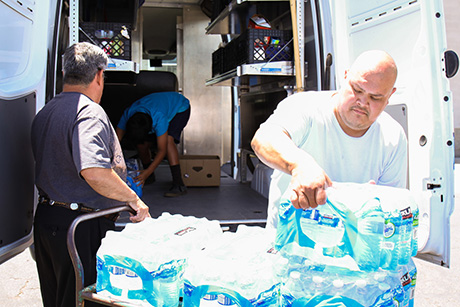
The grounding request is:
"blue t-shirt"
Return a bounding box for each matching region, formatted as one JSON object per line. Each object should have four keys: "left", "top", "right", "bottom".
{"left": 117, "top": 92, "right": 190, "bottom": 136}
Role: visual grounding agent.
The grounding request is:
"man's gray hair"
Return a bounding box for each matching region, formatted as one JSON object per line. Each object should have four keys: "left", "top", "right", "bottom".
{"left": 62, "top": 42, "right": 108, "bottom": 86}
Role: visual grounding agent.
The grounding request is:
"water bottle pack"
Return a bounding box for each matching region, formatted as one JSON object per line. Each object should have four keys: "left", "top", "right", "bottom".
{"left": 276, "top": 242, "right": 416, "bottom": 307}
{"left": 276, "top": 183, "right": 419, "bottom": 271}
{"left": 96, "top": 213, "right": 223, "bottom": 306}
{"left": 274, "top": 183, "right": 419, "bottom": 306}
{"left": 183, "top": 225, "right": 282, "bottom": 307}
{"left": 126, "top": 158, "right": 143, "bottom": 197}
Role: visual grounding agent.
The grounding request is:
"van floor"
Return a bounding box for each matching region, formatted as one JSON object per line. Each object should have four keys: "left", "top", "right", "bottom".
{"left": 117, "top": 163, "right": 268, "bottom": 229}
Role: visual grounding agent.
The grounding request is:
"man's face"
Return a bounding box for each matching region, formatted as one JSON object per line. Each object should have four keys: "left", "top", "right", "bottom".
{"left": 335, "top": 69, "right": 396, "bottom": 137}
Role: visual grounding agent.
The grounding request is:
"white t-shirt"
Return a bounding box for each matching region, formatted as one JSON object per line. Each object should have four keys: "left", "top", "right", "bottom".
{"left": 262, "top": 91, "right": 408, "bottom": 228}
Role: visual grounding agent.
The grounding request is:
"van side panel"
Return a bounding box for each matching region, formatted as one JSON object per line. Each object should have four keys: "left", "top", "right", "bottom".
{"left": 0, "top": 0, "right": 53, "bottom": 263}
{"left": 0, "top": 94, "right": 36, "bottom": 263}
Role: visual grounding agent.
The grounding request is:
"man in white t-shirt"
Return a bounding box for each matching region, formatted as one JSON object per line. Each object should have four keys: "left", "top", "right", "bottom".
{"left": 251, "top": 50, "right": 407, "bottom": 228}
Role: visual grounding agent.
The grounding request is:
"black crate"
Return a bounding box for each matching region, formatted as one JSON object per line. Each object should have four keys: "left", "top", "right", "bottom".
{"left": 79, "top": 22, "right": 132, "bottom": 60}
{"left": 212, "top": 47, "right": 225, "bottom": 77}
{"left": 223, "top": 29, "right": 292, "bottom": 73}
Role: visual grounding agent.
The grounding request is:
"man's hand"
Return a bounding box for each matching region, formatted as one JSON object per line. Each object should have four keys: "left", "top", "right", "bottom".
{"left": 251, "top": 125, "right": 332, "bottom": 209}
{"left": 288, "top": 162, "right": 332, "bottom": 210}
{"left": 80, "top": 167, "right": 151, "bottom": 222}
{"left": 134, "top": 169, "right": 152, "bottom": 187}
{"left": 127, "top": 196, "right": 150, "bottom": 223}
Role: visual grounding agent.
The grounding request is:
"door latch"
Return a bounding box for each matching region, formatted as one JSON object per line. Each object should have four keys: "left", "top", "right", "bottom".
{"left": 427, "top": 183, "right": 441, "bottom": 190}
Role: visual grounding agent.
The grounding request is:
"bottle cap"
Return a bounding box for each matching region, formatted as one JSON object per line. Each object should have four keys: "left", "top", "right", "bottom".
{"left": 290, "top": 271, "right": 301, "bottom": 279}
{"left": 312, "top": 276, "right": 324, "bottom": 284}
{"left": 355, "top": 279, "right": 367, "bottom": 288}
{"left": 333, "top": 279, "right": 344, "bottom": 288}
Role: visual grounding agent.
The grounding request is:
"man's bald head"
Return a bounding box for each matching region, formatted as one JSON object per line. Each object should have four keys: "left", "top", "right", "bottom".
{"left": 348, "top": 50, "right": 398, "bottom": 88}
{"left": 335, "top": 50, "right": 398, "bottom": 137}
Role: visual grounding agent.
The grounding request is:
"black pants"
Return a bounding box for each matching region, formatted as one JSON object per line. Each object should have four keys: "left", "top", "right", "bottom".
{"left": 34, "top": 203, "right": 115, "bottom": 307}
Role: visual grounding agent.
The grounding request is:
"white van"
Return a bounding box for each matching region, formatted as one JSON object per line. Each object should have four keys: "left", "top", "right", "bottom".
{"left": 0, "top": 0, "right": 457, "bottom": 271}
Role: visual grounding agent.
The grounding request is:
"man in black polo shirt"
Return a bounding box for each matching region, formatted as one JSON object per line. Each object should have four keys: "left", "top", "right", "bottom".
{"left": 31, "top": 42, "right": 150, "bottom": 307}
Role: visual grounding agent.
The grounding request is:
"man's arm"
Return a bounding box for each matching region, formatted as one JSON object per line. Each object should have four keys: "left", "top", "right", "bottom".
{"left": 251, "top": 124, "right": 332, "bottom": 209}
{"left": 80, "top": 167, "right": 150, "bottom": 222}
{"left": 116, "top": 127, "right": 125, "bottom": 142}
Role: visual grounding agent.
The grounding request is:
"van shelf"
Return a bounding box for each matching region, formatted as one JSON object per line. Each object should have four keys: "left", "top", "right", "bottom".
{"left": 206, "top": 61, "right": 294, "bottom": 86}
{"left": 206, "top": 0, "right": 289, "bottom": 35}
{"left": 106, "top": 58, "right": 139, "bottom": 73}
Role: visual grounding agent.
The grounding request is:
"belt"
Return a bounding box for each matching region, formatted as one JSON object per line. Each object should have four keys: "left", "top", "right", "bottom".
{"left": 39, "top": 196, "right": 119, "bottom": 222}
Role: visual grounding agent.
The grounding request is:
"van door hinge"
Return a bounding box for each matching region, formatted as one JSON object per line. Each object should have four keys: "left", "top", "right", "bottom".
{"left": 427, "top": 183, "right": 441, "bottom": 190}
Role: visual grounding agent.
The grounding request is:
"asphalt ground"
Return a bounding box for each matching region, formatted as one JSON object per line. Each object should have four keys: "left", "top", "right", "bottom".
{"left": 0, "top": 168, "right": 459, "bottom": 307}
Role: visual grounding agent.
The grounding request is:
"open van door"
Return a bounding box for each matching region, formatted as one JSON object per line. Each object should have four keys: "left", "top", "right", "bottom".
{"left": 0, "top": 0, "right": 53, "bottom": 263}
{"left": 324, "top": 0, "right": 457, "bottom": 267}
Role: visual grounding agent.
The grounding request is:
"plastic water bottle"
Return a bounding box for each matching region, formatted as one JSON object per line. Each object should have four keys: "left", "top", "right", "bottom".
{"left": 311, "top": 275, "right": 329, "bottom": 298}
{"left": 160, "top": 273, "right": 181, "bottom": 307}
{"left": 411, "top": 207, "right": 419, "bottom": 257}
{"left": 273, "top": 256, "right": 289, "bottom": 283}
{"left": 353, "top": 198, "right": 384, "bottom": 271}
{"left": 285, "top": 270, "right": 304, "bottom": 300}
{"left": 344, "top": 278, "right": 379, "bottom": 306}
{"left": 399, "top": 266, "right": 412, "bottom": 307}
{"left": 407, "top": 258, "right": 417, "bottom": 307}
{"left": 380, "top": 210, "right": 401, "bottom": 271}
{"left": 330, "top": 279, "right": 346, "bottom": 298}
{"left": 371, "top": 271, "right": 405, "bottom": 306}
{"left": 398, "top": 207, "right": 413, "bottom": 266}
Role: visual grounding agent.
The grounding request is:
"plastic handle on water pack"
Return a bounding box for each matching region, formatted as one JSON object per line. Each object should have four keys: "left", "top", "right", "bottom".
{"left": 324, "top": 198, "right": 359, "bottom": 258}
{"left": 292, "top": 294, "right": 364, "bottom": 307}
{"left": 275, "top": 196, "right": 381, "bottom": 260}
{"left": 97, "top": 254, "right": 160, "bottom": 306}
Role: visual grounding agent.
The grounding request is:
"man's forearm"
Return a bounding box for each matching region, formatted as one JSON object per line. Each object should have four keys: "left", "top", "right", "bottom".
{"left": 251, "top": 124, "right": 331, "bottom": 209}
{"left": 251, "top": 126, "right": 312, "bottom": 175}
{"left": 80, "top": 167, "right": 137, "bottom": 203}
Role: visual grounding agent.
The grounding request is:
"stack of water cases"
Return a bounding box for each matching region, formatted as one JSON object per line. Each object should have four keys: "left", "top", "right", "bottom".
{"left": 96, "top": 213, "right": 223, "bottom": 306}
{"left": 276, "top": 183, "right": 419, "bottom": 307}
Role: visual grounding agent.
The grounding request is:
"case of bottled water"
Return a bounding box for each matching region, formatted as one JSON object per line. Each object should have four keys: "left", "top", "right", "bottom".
{"left": 276, "top": 183, "right": 419, "bottom": 272}
{"left": 183, "top": 225, "right": 281, "bottom": 307}
{"left": 96, "top": 213, "right": 223, "bottom": 306}
{"left": 277, "top": 243, "right": 415, "bottom": 307}
{"left": 275, "top": 183, "right": 419, "bottom": 306}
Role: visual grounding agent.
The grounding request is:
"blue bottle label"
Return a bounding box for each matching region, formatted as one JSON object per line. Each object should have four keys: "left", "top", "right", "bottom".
{"left": 384, "top": 221, "right": 396, "bottom": 239}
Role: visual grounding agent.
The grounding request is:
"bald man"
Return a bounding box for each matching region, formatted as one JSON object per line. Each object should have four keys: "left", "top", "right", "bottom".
{"left": 251, "top": 50, "right": 407, "bottom": 228}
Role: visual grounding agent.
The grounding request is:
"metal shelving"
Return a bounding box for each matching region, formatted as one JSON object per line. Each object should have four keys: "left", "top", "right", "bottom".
{"left": 205, "top": 0, "right": 297, "bottom": 86}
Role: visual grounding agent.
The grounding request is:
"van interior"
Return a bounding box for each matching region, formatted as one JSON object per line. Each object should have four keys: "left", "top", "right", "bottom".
{"left": 53, "top": 0, "right": 412, "bottom": 226}
{"left": 63, "top": 0, "right": 313, "bottom": 226}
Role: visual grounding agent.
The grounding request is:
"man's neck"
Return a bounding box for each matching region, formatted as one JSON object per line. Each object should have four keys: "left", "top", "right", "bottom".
{"left": 62, "top": 84, "right": 99, "bottom": 103}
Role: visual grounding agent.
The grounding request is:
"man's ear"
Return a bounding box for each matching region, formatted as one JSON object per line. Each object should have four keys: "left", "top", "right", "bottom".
{"left": 386, "top": 87, "right": 397, "bottom": 102}
{"left": 95, "top": 69, "right": 104, "bottom": 86}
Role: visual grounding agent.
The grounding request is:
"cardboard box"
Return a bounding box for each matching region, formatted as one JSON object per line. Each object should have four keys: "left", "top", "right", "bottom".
{"left": 179, "top": 155, "right": 221, "bottom": 187}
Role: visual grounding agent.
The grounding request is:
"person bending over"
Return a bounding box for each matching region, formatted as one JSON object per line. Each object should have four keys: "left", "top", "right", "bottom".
{"left": 116, "top": 91, "right": 191, "bottom": 197}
